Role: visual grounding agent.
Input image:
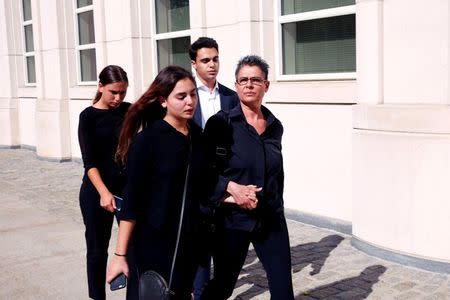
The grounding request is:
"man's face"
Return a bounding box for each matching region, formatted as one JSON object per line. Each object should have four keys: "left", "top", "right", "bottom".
{"left": 192, "top": 47, "right": 219, "bottom": 84}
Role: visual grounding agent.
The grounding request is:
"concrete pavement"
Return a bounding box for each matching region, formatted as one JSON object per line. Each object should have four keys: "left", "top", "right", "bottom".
{"left": 0, "top": 149, "right": 449, "bottom": 299}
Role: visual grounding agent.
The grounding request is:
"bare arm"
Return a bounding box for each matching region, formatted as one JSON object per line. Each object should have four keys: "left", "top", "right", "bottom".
{"left": 106, "top": 219, "right": 135, "bottom": 282}
{"left": 87, "top": 167, "right": 116, "bottom": 212}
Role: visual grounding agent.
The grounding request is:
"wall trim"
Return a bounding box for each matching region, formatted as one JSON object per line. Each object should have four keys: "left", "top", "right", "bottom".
{"left": 0, "top": 145, "right": 20, "bottom": 149}
{"left": 0, "top": 145, "right": 78, "bottom": 163}
{"left": 36, "top": 155, "right": 72, "bottom": 163}
{"left": 20, "top": 144, "right": 36, "bottom": 151}
{"left": 284, "top": 208, "right": 352, "bottom": 235}
{"left": 72, "top": 157, "right": 82, "bottom": 164}
{"left": 352, "top": 237, "right": 450, "bottom": 274}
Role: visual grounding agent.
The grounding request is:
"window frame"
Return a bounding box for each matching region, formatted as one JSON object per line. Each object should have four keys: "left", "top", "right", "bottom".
{"left": 21, "top": 0, "right": 36, "bottom": 86}
{"left": 74, "top": 1, "right": 97, "bottom": 85}
{"left": 274, "top": 1, "right": 356, "bottom": 81}
{"left": 150, "top": 0, "right": 191, "bottom": 75}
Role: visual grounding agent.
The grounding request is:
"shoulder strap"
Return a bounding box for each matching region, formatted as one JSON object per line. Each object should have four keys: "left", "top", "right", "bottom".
{"left": 213, "top": 112, "right": 232, "bottom": 170}
{"left": 168, "top": 138, "right": 191, "bottom": 290}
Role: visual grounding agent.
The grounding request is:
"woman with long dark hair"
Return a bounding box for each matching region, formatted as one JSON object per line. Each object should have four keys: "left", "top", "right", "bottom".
{"left": 107, "top": 66, "right": 212, "bottom": 299}
{"left": 78, "top": 65, "right": 130, "bottom": 300}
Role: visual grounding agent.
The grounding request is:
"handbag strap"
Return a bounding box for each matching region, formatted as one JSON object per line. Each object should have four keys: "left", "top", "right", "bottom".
{"left": 168, "top": 137, "right": 191, "bottom": 290}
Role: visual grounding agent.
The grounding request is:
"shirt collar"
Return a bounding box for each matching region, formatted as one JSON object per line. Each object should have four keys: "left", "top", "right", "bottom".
{"left": 195, "top": 76, "right": 219, "bottom": 92}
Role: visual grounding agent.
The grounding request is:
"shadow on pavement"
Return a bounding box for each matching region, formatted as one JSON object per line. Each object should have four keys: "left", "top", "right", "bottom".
{"left": 295, "top": 264, "right": 387, "bottom": 299}
{"left": 234, "top": 234, "right": 344, "bottom": 299}
{"left": 292, "top": 234, "right": 345, "bottom": 275}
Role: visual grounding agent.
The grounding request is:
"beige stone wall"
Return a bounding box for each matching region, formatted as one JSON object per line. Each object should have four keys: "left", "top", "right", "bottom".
{"left": 353, "top": 0, "right": 450, "bottom": 262}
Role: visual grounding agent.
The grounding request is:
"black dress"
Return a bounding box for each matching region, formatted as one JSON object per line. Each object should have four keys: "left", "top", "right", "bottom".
{"left": 78, "top": 101, "right": 131, "bottom": 300}
{"left": 119, "top": 119, "right": 212, "bottom": 300}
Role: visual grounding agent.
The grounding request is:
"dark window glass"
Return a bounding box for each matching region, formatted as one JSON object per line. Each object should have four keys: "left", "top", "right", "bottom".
{"left": 26, "top": 56, "right": 36, "bottom": 83}
{"left": 77, "top": 0, "right": 93, "bottom": 8}
{"left": 24, "top": 24, "right": 34, "bottom": 52}
{"left": 281, "top": 0, "right": 354, "bottom": 15}
{"left": 22, "top": 0, "right": 32, "bottom": 21}
{"left": 80, "top": 48, "right": 97, "bottom": 81}
{"left": 78, "top": 10, "right": 95, "bottom": 45}
{"left": 157, "top": 36, "right": 191, "bottom": 71}
{"left": 282, "top": 14, "right": 355, "bottom": 74}
{"left": 155, "top": 0, "right": 190, "bottom": 33}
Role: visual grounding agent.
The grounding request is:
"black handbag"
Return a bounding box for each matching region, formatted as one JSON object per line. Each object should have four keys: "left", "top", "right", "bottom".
{"left": 138, "top": 270, "right": 173, "bottom": 299}
{"left": 138, "top": 143, "right": 191, "bottom": 300}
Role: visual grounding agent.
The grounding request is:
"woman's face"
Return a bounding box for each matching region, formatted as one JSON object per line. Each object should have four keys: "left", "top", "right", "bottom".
{"left": 98, "top": 81, "right": 128, "bottom": 109}
{"left": 161, "top": 78, "right": 198, "bottom": 121}
{"left": 235, "top": 65, "right": 269, "bottom": 108}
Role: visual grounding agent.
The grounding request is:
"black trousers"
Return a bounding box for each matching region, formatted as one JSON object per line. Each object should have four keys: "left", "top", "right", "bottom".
{"left": 202, "top": 218, "right": 294, "bottom": 300}
{"left": 79, "top": 179, "right": 114, "bottom": 300}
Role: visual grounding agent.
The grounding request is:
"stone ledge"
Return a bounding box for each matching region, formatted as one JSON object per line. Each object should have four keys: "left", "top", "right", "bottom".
{"left": 285, "top": 208, "right": 352, "bottom": 235}
{"left": 0, "top": 146, "right": 81, "bottom": 163}
{"left": 352, "top": 237, "right": 450, "bottom": 274}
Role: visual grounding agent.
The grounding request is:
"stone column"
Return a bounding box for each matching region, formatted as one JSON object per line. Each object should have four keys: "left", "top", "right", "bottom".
{"left": 33, "top": 0, "right": 71, "bottom": 160}
{"left": 0, "top": 0, "right": 20, "bottom": 147}
{"left": 356, "top": 0, "right": 384, "bottom": 104}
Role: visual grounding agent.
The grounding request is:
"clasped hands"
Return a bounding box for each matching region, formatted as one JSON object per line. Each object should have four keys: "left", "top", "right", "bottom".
{"left": 224, "top": 181, "right": 262, "bottom": 210}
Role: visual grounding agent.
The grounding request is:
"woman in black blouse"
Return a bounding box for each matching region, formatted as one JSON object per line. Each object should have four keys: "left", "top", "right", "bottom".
{"left": 202, "top": 55, "right": 294, "bottom": 299}
{"left": 106, "top": 66, "right": 211, "bottom": 300}
{"left": 78, "top": 65, "right": 130, "bottom": 300}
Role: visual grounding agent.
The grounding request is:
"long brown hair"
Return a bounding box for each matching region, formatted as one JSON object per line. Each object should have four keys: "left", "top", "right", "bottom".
{"left": 93, "top": 65, "right": 128, "bottom": 104}
{"left": 116, "top": 65, "right": 195, "bottom": 165}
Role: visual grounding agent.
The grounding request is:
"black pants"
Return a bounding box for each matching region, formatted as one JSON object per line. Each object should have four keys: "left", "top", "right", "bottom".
{"left": 202, "top": 218, "right": 294, "bottom": 300}
{"left": 79, "top": 179, "right": 114, "bottom": 300}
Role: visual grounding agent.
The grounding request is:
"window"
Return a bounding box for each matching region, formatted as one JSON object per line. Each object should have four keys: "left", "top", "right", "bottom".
{"left": 153, "top": 0, "right": 191, "bottom": 72}
{"left": 75, "top": 0, "right": 97, "bottom": 83}
{"left": 278, "top": 0, "right": 356, "bottom": 80}
{"left": 22, "top": 0, "right": 36, "bottom": 84}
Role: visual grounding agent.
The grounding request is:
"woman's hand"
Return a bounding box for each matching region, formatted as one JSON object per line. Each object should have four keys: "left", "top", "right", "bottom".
{"left": 100, "top": 190, "right": 115, "bottom": 212}
{"left": 107, "top": 220, "right": 135, "bottom": 283}
{"left": 106, "top": 255, "right": 129, "bottom": 283}
{"left": 226, "top": 181, "right": 262, "bottom": 210}
{"left": 86, "top": 167, "right": 116, "bottom": 212}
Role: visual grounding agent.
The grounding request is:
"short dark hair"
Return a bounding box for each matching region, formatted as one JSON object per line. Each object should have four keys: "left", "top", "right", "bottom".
{"left": 189, "top": 37, "right": 219, "bottom": 60}
{"left": 235, "top": 55, "right": 269, "bottom": 80}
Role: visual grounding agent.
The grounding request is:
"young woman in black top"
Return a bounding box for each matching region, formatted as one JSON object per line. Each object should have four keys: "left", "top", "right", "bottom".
{"left": 106, "top": 66, "right": 212, "bottom": 300}
{"left": 78, "top": 65, "right": 130, "bottom": 300}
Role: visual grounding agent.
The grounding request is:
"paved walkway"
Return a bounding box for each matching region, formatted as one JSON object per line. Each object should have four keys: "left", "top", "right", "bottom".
{"left": 0, "top": 149, "right": 448, "bottom": 300}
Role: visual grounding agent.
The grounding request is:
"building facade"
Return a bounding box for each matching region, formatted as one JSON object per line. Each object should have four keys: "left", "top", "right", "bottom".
{"left": 1, "top": 0, "right": 449, "bottom": 272}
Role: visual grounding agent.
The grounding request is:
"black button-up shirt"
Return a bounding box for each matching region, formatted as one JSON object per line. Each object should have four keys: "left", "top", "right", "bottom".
{"left": 204, "top": 104, "right": 285, "bottom": 232}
